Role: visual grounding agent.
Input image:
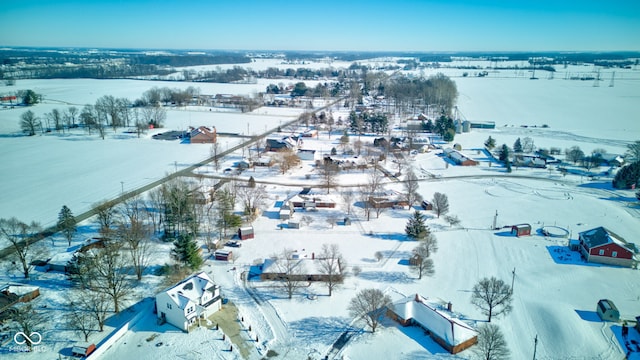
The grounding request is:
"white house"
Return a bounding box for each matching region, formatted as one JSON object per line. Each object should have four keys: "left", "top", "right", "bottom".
{"left": 387, "top": 294, "right": 477, "bottom": 354}
{"left": 155, "top": 272, "right": 221, "bottom": 332}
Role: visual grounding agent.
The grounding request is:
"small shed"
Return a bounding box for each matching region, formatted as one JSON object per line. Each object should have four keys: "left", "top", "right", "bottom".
{"left": 511, "top": 224, "right": 532, "bottom": 237}
{"left": 344, "top": 217, "right": 351, "bottom": 226}
{"left": 214, "top": 250, "right": 233, "bottom": 261}
{"left": 421, "top": 200, "right": 433, "bottom": 210}
{"left": 71, "top": 343, "right": 96, "bottom": 357}
{"left": 568, "top": 239, "right": 581, "bottom": 251}
{"left": 596, "top": 299, "right": 620, "bottom": 322}
{"left": 238, "top": 226, "right": 254, "bottom": 240}
{"left": 288, "top": 221, "right": 300, "bottom": 229}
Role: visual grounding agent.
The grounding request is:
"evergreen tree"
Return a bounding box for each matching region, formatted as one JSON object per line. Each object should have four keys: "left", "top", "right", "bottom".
{"left": 57, "top": 205, "right": 77, "bottom": 246}
{"left": 499, "top": 144, "right": 510, "bottom": 162}
{"left": 484, "top": 136, "right": 496, "bottom": 150}
{"left": 612, "top": 161, "right": 640, "bottom": 189}
{"left": 405, "top": 211, "right": 429, "bottom": 240}
{"left": 172, "top": 234, "right": 203, "bottom": 270}
{"left": 248, "top": 176, "right": 256, "bottom": 188}
{"left": 513, "top": 138, "right": 523, "bottom": 153}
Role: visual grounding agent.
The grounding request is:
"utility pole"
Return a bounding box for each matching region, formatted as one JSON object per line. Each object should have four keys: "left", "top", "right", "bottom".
{"left": 120, "top": 181, "right": 124, "bottom": 194}
{"left": 492, "top": 210, "right": 498, "bottom": 230}
{"left": 533, "top": 334, "right": 538, "bottom": 360}
{"left": 511, "top": 267, "right": 516, "bottom": 294}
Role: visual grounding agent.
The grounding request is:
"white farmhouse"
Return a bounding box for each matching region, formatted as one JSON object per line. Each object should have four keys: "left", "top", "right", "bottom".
{"left": 155, "top": 272, "right": 221, "bottom": 332}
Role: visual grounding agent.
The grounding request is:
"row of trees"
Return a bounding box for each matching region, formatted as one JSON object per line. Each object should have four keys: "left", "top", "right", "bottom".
{"left": 19, "top": 95, "right": 167, "bottom": 137}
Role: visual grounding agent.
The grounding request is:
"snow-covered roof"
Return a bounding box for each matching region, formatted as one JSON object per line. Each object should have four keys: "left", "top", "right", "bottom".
{"left": 0, "top": 283, "right": 39, "bottom": 297}
{"left": 579, "top": 227, "right": 634, "bottom": 252}
{"left": 163, "top": 272, "right": 216, "bottom": 310}
{"left": 48, "top": 251, "right": 76, "bottom": 266}
{"left": 390, "top": 294, "right": 477, "bottom": 347}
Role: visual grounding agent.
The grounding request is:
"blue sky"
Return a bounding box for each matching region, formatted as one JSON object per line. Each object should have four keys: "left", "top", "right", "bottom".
{"left": 1, "top": 0, "right": 639, "bottom": 51}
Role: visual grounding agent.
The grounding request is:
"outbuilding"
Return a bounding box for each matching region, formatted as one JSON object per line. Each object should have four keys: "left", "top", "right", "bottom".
{"left": 596, "top": 299, "right": 620, "bottom": 322}
{"left": 238, "top": 226, "right": 254, "bottom": 240}
{"left": 71, "top": 343, "right": 96, "bottom": 357}
{"left": 214, "top": 250, "right": 233, "bottom": 261}
{"left": 511, "top": 224, "right": 532, "bottom": 237}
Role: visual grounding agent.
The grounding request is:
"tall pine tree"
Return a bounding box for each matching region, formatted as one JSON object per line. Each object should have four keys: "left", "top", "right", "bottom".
{"left": 405, "top": 211, "right": 429, "bottom": 240}
{"left": 172, "top": 234, "right": 203, "bottom": 270}
{"left": 57, "top": 205, "right": 77, "bottom": 246}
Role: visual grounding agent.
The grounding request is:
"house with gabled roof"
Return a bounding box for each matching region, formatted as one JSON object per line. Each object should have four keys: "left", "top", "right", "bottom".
{"left": 387, "top": 294, "right": 477, "bottom": 354}
{"left": 578, "top": 227, "right": 637, "bottom": 267}
{"left": 189, "top": 126, "right": 217, "bottom": 144}
{"left": 155, "top": 272, "right": 221, "bottom": 332}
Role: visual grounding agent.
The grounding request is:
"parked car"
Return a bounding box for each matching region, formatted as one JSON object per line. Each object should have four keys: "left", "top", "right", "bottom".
{"left": 225, "top": 241, "right": 241, "bottom": 248}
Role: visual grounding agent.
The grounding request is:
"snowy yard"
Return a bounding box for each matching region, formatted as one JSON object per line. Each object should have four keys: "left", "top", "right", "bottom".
{"left": 1, "top": 62, "right": 639, "bottom": 360}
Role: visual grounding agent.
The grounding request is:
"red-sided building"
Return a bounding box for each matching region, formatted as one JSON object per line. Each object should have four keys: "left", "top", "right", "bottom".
{"left": 578, "top": 227, "right": 636, "bottom": 267}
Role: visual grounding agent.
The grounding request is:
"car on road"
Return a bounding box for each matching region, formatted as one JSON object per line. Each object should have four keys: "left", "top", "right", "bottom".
{"left": 225, "top": 241, "right": 241, "bottom": 248}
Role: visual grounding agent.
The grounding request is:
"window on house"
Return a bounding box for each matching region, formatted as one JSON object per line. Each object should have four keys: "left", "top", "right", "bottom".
{"left": 598, "top": 249, "right": 605, "bottom": 256}
{"left": 167, "top": 303, "right": 172, "bottom": 309}
{"left": 612, "top": 251, "right": 617, "bottom": 257}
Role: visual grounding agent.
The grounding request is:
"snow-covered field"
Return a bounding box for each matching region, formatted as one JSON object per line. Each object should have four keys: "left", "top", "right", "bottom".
{"left": 1, "top": 59, "right": 639, "bottom": 360}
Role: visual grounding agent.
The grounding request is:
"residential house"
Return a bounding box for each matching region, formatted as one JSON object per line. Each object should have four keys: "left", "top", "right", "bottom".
{"left": 289, "top": 193, "right": 337, "bottom": 209}
{"left": 578, "top": 227, "right": 637, "bottom": 267}
{"left": 155, "top": 272, "right": 222, "bottom": 332}
{"left": 368, "top": 190, "right": 409, "bottom": 209}
{"left": 297, "top": 149, "right": 317, "bottom": 161}
{"left": 387, "top": 294, "right": 477, "bottom": 354}
{"left": 0, "top": 284, "right": 40, "bottom": 314}
{"left": 260, "top": 254, "right": 343, "bottom": 282}
{"left": 189, "top": 126, "right": 217, "bottom": 144}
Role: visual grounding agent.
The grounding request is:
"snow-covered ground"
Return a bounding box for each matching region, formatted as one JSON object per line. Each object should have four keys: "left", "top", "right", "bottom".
{"left": 1, "top": 59, "right": 639, "bottom": 360}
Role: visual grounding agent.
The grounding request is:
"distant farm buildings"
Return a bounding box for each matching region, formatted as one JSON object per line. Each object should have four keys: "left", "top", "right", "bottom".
{"left": 443, "top": 148, "right": 478, "bottom": 166}
{"left": 188, "top": 126, "right": 217, "bottom": 144}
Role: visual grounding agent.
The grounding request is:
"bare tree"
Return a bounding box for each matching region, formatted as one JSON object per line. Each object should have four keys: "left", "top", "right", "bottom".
{"left": 374, "top": 251, "right": 383, "bottom": 262}
{"left": 272, "top": 248, "right": 307, "bottom": 299}
{"left": 210, "top": 142, "right": 221, "bottom": 172}
{"left": 474, "top": 323, "right": 510, "bottom": 360}
{"left": 410, "top": 240, "right": 436, "bottom": 279}
{"left": 20, "top": 110, "right": 39, "bottom": 136}
{"left": 65, "top": 292, "right": 98, "bottom": 341}
{"left": 237, "top": 184, "right": 267, "bottom": 221}
{"left": 432, "top": 192, "right": 449, "bottom": 218}
{"left": 67, "top": 106, "right": 79, "bottom": 127}
{"left": 341, "top": 190, "right": 355, "bottom": 215}
{"left": 359, "top": 167, "right": 383, "bottom": 221}
{"left": 146, "top": 187, "right": 164, "bottom": 234}
{"left": 444, "top": 214, "right": 461, "bottom": 228}
{"left": 0, "top": 217, "right": 45, "bottom": 278}
{"left": 276, "top": 149, "right": 301, "bottom": 174}
{"left": 10, "top": 304, "right": 43, "bottom": 351}
{"left": 403, "top": 168, "right": 421, "bottom": 207}
{"left": 348, "top": 288, "right": 392, "bottom": 333}
{"left": 75, "top": 243, "right": 132, "bottom": 313}
{"left": 94, "top": 200, "right": 118, "bottom": 236}
{"left": 115, "top": 217, "right": 153, "bottom": 281}
{"left": 471, "top": 277, "right": 513, "bottom": 322}
{"left": 320, "top": 161, "right": 339, "bottom": 194}
{"left": 521, "top": 136, "right": 535, "bottom": 153}
{"left": 317, "top": 243, "right": 346, "bottom": 296}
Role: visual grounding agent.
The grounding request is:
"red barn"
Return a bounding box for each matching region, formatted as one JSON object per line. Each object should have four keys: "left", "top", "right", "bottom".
{"left": 511, "top": 224, "right": 531, "bottom": 237}
{"left": 214, "top": 250, "right": 232, "bottom": 261}
{"left": 578, "top": 227, "right": 636, "bottom": 267}
{"left": 238, "top": 226, "right": 254, "bottom": 240}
